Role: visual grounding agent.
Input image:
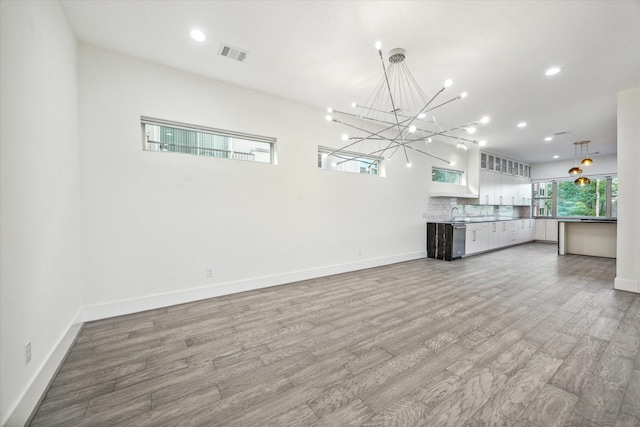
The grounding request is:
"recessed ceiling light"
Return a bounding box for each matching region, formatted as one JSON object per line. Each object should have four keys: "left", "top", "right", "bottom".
{"left": 190, "top": 29, "right": 206, "bottom": 42}
{"left": 545, "top": 136, "right": 553, "bottom": 141}
{"left": 553, "top": 155, "right": 559, "bottom": 159}
{"left": 545, "top": 67, "right": 561, "bottom": 76}
{"left": 517, "top": 122, "right": 527, "bottom": 128}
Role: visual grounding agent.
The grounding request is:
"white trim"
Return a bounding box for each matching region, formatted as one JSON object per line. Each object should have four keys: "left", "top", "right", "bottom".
{"left": 83, "top": 252, "right": 426, "bottom": 322}
{"left": 2, "top": 310, "right": 84, "bottom": 427}
{"left": 614, "top": 277, "right": 639, "bottom": 294}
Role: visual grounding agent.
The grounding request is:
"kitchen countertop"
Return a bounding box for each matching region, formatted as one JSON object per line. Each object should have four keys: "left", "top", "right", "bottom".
{"left": 429, "top": 218, "right": 530, "bottom": 224}
{"left": 557, "top": 219, "right": 617, "bottom": 223}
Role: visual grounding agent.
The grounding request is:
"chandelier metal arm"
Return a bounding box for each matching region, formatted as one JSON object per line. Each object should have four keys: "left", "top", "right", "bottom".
{"left": 377, "top": 47, "right": 405, "bottom": 142}
{"left": 326, "top": 44, "right": 486, "bottom": 168}
{"left": 325, "top": 117, "right": 404, "bottom": 158}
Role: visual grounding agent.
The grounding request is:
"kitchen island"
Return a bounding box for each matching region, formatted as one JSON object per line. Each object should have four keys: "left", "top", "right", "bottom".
{"left": 558, "top": 219, "right": 617, "bottom": 258}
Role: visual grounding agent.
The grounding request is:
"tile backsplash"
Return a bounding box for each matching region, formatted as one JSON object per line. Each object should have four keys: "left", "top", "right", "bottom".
{"left": 426, "top": 197, "right": 530, "bottom": 221}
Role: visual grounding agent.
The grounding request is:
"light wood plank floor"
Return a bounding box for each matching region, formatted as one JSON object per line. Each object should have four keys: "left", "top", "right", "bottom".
{"left": 30, "top": 243, "right": 640, "bottom": 426}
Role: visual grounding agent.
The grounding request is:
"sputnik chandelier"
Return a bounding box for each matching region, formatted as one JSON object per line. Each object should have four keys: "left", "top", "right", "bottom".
{"left": 324, "top": 42, "right": 489, "bottom": 170}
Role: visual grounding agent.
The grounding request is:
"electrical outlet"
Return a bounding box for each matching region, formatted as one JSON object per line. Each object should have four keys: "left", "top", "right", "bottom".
{"left": 206, "top": 268, "right": 214, "bottom": 277}
{"left": 25, "top": 342, "right": 31, "bottom": 365}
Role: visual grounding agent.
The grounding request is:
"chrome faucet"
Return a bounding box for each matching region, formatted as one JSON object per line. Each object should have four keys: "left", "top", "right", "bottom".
{"left": 450, "top": 206, "right": 459, "bottom": 221}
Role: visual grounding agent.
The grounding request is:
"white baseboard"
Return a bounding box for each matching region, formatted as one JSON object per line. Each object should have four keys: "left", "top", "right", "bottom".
{"left": 83, "top": 252, "right": 427, "bottom": 322}
{"left": 614, "top": 276, "right": 639, "bottom": 294}
{"left": 2, "top": 309, "right": 83, "bottom": 427}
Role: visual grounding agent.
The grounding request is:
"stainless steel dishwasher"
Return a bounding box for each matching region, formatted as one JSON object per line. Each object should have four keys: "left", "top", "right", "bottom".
{"left": 451, "top": 223, "right": 466, "bottom": 259}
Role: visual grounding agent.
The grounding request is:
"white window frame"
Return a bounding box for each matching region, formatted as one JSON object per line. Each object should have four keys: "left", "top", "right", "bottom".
{"left": 141, "top": 116, "right": 276, "bottom": 164}
{"left": 317, "top": 146, "right": 381, "bottom": 176}
{"left": 432, "top": 167, "right": 464, "bottom": 184}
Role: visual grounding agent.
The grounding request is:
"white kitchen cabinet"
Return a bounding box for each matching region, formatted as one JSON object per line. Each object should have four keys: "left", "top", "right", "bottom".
{"left": 479, "top": 170, "right": 532, "bottom": 206}
{"left": 463, "top": 219, "right": 534, "bottom": 257}
{"left": 517, "top": 219, "right": 535, "bottom": 242}
{"left": 517, "top": 182, "right": 532, "bottom": 206}
{"left": 535, "top": 219, "right": 547, "bottom": 240}
{"left": 508, "top": 221, "right": 519, "bottom": 244}
{"left": 465, "top": 223, "right": 489, "bottom": 255}
{"left": 479, "top": 170, "right": 497, "bottom": 205}
{"left": 488, "top": 222, "right": 500, "bottom": 249}
{"left": 534, "top": 219, "right": 559, "bottom": 242}
{"left": 546, "top": 219, "right": 558, "bottom": 241}
{"left": 498, "top": 221, "right": 510, "bottom": 246}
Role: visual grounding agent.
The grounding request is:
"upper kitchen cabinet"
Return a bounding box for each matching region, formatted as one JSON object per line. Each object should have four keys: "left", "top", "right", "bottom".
{"left": 479, "top": 152, "right": 531, "bottom": 206}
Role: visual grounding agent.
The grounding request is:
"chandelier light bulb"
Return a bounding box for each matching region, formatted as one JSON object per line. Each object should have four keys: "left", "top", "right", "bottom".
{"left": 460, "top": 92, "right": 467, "bottom": 99}
{"left": 517, "top": 122, "right": 527, "bottom": 128}
{"left": 409, "top": 125, "right": 417, "bottom": 133}
{"left": 478, "top": 140, "right": 487, "bottom": 146}
{"left": 450, "top": 161, "right": 455, "bottom": 166}
{"left": 341, "top": 134, "right": 349, "bottom": 141}
{"left": 351, "top": 102, "right": 358, "bottom": 108}
{"left": 480, "top": 116, "right": 490, "bottom": 124}
{"left": 375, "top": 41, "right": 382, "bottom": 50}
{"left": 325, "top": 115, "right": 333, "bottom": 121}
{"left": 545, "top": 136, "right": 553, "bottom": 141}
{"left": 467, "top": 127, "right": 476, "bottom": 134}
{"left": 406, "top": 162, "right": 412, "bottom": 168}
{"left": 327, "top": 107, "right": 333, "bottom": 113}
{"left": 427, "top": 137, "right": 432, "bottom": 143}
{"left": 418, "top": 113, "right": 426, "bottom": 119}
{"left": 444, "top": 79, "right": 453, "bottom": 88}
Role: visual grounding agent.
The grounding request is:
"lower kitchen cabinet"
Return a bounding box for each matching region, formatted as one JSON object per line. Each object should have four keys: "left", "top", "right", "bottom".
{"left": 534, "top": 218, "right": 559, "bottom": 242}
{"left": 465, "top": 223, "right": 489, "bottom": 255}
{"left": 463, "top": 219, "right": 535, "bottom": 257}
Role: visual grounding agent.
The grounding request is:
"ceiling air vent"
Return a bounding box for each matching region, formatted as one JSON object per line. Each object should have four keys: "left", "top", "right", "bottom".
{"left": 219, "top": 44, "right": 248, "bottom": 62}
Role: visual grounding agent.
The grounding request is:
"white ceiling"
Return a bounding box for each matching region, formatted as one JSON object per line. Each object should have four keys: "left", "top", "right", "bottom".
{"left": 60, "top": 0, "right": 640, "bottom": 164}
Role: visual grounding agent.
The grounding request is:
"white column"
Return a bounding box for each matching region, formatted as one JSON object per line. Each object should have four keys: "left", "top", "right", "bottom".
{"left": 614, "top": 87, "right": 640, "bottom": 293}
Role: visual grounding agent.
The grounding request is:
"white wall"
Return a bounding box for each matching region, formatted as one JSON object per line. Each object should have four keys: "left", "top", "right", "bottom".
{"left": 0, "top": 1, "right": 84, "bottom": 425}
{"left": 78, "top": 45, "right": 465, "bottom": 319}
{"left": 615, "top": 87, "right": 640, "bottom": 294}
{"left": 531, "top": 153, "right": 617, "bottom": 181}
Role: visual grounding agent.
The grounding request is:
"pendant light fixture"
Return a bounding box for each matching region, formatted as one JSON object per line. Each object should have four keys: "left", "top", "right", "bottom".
{"left": 568, "top": 142, "right": 582, "bottom": 176}
{"left": 569, "top": 140, "right": 593, "bottom": 186}
{"left": 581, "top": 140, "right": 593, "bottom": 166}
{"left": 574, "top": 175, "right": 591, "bottom": 186}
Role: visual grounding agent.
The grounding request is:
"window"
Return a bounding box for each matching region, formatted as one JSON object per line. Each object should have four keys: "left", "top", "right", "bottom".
{"left": 533, "top": 182, "right": 553, "bottom": 217}
{"left": 318, "top": 146, "right": 379, "bottom": 175}
{"left": 142, "top": 117, "right": 275, "bottom": 164}
{"left": 432, "top": 167, "right": 463, "bottom": 184}
{"left": 533, "top": 177, "right": 617, "bottom": 218}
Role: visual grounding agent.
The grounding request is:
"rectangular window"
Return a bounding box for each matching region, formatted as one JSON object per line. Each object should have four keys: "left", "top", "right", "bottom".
{"left": 533, "top": 177, "right": 617, "bottom": 219}
{"left": 432, "top": 167, "right": 463, "bottom": 184}
{"left": 318, "top": 146, "right": 379, "bottom": 176}
{"left": 557, "top": 178, "right": 608, "bottom": 218}
{"left": 533, "top": 182, "right": 553, "bottom": 217}
{"left": 142, "top": 117, "right": 275, "bottom": 164}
